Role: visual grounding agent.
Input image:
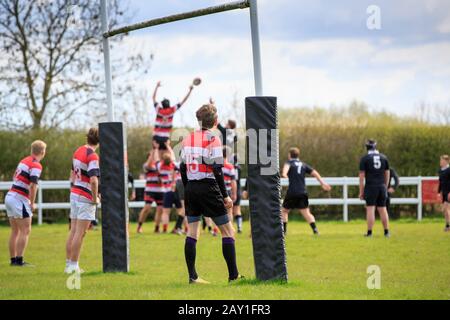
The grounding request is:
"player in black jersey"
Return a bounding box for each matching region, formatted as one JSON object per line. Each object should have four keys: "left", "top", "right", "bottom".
{"left": 438, "top": 155, "right": 450, "bottom": 232}
{"left": 359, "top": 140, "right": 391, "bottom": 238}
{"left": 281, "top": 147, "right": 331, "bottom": 235}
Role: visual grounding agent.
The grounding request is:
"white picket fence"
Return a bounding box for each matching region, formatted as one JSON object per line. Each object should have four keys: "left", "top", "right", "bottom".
{"left": 0, "top": 177, "right": 437, "bottom": 225}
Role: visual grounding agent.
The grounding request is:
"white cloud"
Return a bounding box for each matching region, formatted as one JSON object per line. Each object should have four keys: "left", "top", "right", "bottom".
{"left": 112, "top": 33, "right": 450, "bottom": 126}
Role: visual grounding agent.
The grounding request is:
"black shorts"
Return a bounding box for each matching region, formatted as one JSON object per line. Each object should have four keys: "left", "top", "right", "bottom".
{"left": 233, "top": 191, "right": 241, "bottom": 206}
{"left": 442, "top": 191, "right": 450, "bottom": 203}
{"left": 185, "top": 179, "right": 229, "bottom": 226}
{"left": 283, "top": 193, "right": 309, "bottom": 210}
{"left": 163, "top": 191, "right": 182, "bottom": 209}
{"left": 364, "top": 185, "right": 387, "bottom": 207}
{"left": 176, "top": 180, "right": 185, "bottom": 201}
{"left": 152, "top": 135, "right": 169, "bottom": 150}
{"left": 144, "top": 191, "right": 164, "bottom": 206}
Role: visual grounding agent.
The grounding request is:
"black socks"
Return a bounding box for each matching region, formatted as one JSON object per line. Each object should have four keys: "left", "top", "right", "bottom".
{"left": 185, "top": 237, "right": 198, "bottom": 280}
{"left": 283, "top": 222, "right": 287, "bottom": 234}
{"left": 310, "top": 222, "right": 318, "bottom": 234}
{"left": 222, "top": 238, "right": 239, "bottom": 280}
{"left": 175, "top": 215, "right": 184, "bottom": 230}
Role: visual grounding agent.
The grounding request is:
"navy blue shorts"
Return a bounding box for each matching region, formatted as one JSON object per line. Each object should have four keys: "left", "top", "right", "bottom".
{"left": 163, "top": 191, "right": 182, "bottom": 209}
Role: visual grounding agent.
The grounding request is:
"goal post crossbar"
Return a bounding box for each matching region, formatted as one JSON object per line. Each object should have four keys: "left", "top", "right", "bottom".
{"left": 104, "top": 1, "right": 250, "bottom": 38}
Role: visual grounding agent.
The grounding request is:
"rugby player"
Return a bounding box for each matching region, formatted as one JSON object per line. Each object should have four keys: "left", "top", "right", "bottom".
{"left": 5, "top": 140, "right": 46, "bottom": 267}
{"left": 158, "top": 145, "right": 180, "bottom": 234}
{"left": 232, "top": 157, "right": 243, "bottom": 234}
{"left": 359, "top": 139, "right": 391, "bottom": 238}
{"left": 152, "top": 81, "right": 195, "bottom": 151}
{"left": 385, "top": 167, "right": 399, "bottom": 215}
{"left": 180, "top": 104, "right": 241, "bottom": 284}
{"left": 222, "top": 147, "right": 237, "bottom": 223}
{"left": 281, "top": 147, "right": 331, "bottom": 235}
{"left": 65, "top": 129, "right": 100, "bottom": 274}
{"left": 438, "top": 155, "right": 450, "bottom": 232}
{"left": 136, "top": 142, "right": 164, "bottom": 234}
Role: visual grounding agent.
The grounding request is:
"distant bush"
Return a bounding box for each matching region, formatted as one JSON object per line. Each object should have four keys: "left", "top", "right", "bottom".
{"left": 0, "top": 103, "right": 448, "bottom": 222}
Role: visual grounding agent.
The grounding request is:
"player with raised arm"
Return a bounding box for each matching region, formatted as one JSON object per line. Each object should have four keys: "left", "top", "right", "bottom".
{"left": 5, "top": 140, "right": 46, "bottom": 267}
{"left": 151, "top": 79, "right": 199, "bottom": 151}
{"left": 359, "top": 139, "right": 391, "bottom": 238}
{"left": 281, "top": 147, "right": 331, "bottom": 235}
{"left": 180, "top": 104, "right": 242, "bottom": 284}
{"left": 438, "top": 155, "right": 450, "bottom": 232}
{"left": 65, "top": 129, "right": 100, "bottom": 274}
{"left": 136, "top": 142, "right": 163, "bottom": 234}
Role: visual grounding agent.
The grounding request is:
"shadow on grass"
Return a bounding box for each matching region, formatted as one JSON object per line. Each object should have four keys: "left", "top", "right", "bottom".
{"left": 230, "top": 278, "right": 299, "bottom": 287}
{"left": 82, "top": 270, "right": 139, "bottom": 277}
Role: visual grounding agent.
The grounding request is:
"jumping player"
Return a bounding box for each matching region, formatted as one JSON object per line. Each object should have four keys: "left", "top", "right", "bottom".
{"left": 137, "top": 142, "right": 163, "bottom": 234}
{"left": 281, "top": 147, "right": 331, "bottom": 235}
{"left": 438, "top": 155, "right": 450, "bottom": 232}
{"left": 152, "top": 80, "right": 195, "bottom": 151}
{"left": 359, "top": 139, "right": 391, "bottom": 238}
{"left": 5, "top": 140, "right": 46, "bottom": 267}
{"left": 65, "top": 128, "right": 100, "bottom": 274}
{"left": 232, "top": 157, "right": 243, "bottom": 233}
{"left": 180, "top": 104, "right": 241, "bottom": 284}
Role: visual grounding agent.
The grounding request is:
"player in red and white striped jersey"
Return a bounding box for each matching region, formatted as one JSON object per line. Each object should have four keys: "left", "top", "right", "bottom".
{"left": 222, "top": 147, "right": 238, "bottom": 222}
{"left": 136, "top": 141, "right": 164, "bottom": 234}
{"left": 5, "top": 140, "right": 46, "bottom": 267}
{"left": 180, "top": 104, "right": 241, "bottom": 284}
{"left": 65, "top": 128, "right": 100, "bottom": 274}
{"left": 151, "top": 81, "right": 195, "bottom": 152}
{"left": 158, "top": 146, "right": 180, "bottom": 233}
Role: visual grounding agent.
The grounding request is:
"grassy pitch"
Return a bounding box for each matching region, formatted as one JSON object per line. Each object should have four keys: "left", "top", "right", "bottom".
{"left": 0, "top": 220, "right": 449, "bottom": 300}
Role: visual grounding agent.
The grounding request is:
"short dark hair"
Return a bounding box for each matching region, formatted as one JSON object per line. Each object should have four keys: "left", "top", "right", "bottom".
{"left": 289, "top": 147, "right": 300, "bottom": 159}
{"left": 161, "top": 99, "right": 171, "bottom": 108}
{"left": 196, "top": 104, "right": 218, "bottom": 129}
{"left": 366, "top": 139, "right": 377, "bottom": 150}
{"left": 87, "top": 127, "right": 99, "bottom": 146}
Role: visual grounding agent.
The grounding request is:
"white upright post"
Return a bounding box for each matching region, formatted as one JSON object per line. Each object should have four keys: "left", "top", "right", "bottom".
{"left": 101, "top": 0, "right": 115, "bottom": 122}
{"left": 249, "top": 0, "right": 263, "bottom": 96}
{"left": 417, "top": 176, "right": 423, "bottom": 221}
{"left": 343, "top": 177, "right": 349, "bottom": 222}
{"left": 38, "top": 186, "right": 43, "bottom": 226}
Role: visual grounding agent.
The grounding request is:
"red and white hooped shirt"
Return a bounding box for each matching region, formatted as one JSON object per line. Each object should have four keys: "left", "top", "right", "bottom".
{"left": 157, "top": 161, "right": 177, "bottom": 193}
{"left": 181, "top": 129, "right": 223, "bottom": 181}
{"left": 144, "top": 161, "right": 163, "bottom": 193}
{"left": 70, "top": 145, "right": 100, "bottom": 202}
{"left": 8, "top": 156, "right": 43, "bottom": 199}
{"left": 153, "top": 103, "right": 181, "bottom": 139}
{"left": 222, "top": 160, "right": 236, "bottom": 192}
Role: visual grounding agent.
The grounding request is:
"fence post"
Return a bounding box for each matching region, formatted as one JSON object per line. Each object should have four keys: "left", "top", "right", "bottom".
{"left": 38, "top": 184, "right": 43, "bottom": 226}
{"left": 343, "top": 177, "right": 349, "bottom": 222}
{"left": 417, "top": 176, "right": 423, "bottom": 221}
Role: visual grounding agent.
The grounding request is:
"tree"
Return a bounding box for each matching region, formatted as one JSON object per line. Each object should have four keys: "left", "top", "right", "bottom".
{"left": 0, "top": 0, "right": 151, "bottom": 130}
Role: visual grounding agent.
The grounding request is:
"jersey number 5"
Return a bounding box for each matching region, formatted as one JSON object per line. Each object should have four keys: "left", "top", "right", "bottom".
{"left": 373, "top": 156, "right": 382, "bottom": 169}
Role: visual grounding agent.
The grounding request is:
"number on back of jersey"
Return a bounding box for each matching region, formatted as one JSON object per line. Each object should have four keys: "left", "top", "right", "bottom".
{"left": 373, "top": 156, "right": 381, "bottom": 169}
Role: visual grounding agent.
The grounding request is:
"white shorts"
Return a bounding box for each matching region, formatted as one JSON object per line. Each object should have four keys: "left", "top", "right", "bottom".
{"left": 70, "top": 195, "right": 96, "bottom": 221}
{"left": 5, "top": 193, "right": 33, "bottom": 220}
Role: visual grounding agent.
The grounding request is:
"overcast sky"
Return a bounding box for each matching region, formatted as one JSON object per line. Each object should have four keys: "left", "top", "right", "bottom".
{"left": 112, "top": 0, "right": 450, "bottom": 126}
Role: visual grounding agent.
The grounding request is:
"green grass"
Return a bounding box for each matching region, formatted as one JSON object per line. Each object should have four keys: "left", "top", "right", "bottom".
{"left": 0, "top": 220, "right": 449, "bottom": 300}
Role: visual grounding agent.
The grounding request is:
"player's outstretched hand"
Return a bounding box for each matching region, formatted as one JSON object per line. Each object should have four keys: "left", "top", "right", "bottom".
{"left": 224, "top": 196, "right": 233, "bottom": 209}
{"left": 156, "top": 81, "right": 162, "bottom": 88}
{"left": 322, "top": 183, "right": 331, "bottom": 192}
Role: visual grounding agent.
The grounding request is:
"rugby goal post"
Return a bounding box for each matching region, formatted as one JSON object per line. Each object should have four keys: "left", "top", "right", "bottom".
{"left": 100, "top": 0, "right": 287, "bottom": 281}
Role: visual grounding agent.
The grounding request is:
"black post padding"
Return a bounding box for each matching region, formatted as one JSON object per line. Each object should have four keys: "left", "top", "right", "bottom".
{"left": 245, "top": 97, "right": 288, "bottom": 282}
{"left": 99, "top": 122, "right": 130, "bottom": 273}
